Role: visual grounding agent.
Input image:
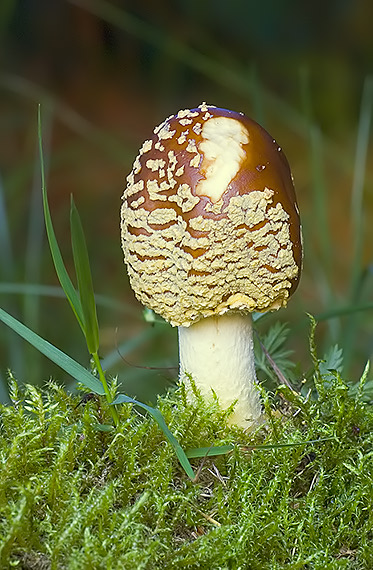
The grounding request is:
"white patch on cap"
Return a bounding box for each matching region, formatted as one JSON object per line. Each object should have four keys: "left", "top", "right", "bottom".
{"left": 197, "top": 117, "right": 249, "bottom": 203}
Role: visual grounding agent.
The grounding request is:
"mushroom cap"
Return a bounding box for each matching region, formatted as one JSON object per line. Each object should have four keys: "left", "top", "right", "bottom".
{"left": 121, "top": 104, "right": 302, "bottom": 327}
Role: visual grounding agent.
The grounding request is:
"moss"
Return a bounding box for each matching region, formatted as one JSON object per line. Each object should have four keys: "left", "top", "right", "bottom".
{"left": 0, "top": 370, "right": 372, "bottom": 570}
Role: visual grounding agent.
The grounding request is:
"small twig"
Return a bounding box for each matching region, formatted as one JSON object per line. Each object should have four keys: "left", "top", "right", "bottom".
{"left": 191, "top": 444, "right": 216, "bottom": 483}
{"left": 308, "top": 472, "right": 319, "bottom": 493}
{"left": 197, "top": 510, "right": 221, "bottom": 527}
{"left": 114, "top": 327, "right": 178, "bottom": 372}
{"left": 186, "top": 497, "right": 221, "bottom": 527}
{"left": 207, "top": 464, "right": 227, "bottom": 487}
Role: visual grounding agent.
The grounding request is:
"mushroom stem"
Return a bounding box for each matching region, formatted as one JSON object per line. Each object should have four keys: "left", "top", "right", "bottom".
{"left": 178, "top": 313, "right": 262, "bottom": 427}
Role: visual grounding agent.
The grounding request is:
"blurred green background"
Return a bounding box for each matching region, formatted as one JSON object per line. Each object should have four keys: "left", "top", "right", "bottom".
{"left": 0, "top": 0, "right": 372, "bottom": 403}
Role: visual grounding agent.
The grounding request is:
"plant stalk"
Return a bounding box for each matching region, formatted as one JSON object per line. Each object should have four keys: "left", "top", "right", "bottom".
{"left": 92, "top": 351, "right": 119, "bottom": 426}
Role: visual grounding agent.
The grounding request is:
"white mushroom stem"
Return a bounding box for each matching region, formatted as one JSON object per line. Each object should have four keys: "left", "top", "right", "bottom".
{"left": 178, "top": 313, "right": 262, "bottom": 427}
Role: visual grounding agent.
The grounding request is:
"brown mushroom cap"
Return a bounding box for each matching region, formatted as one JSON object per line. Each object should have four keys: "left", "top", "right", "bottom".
{"left": 121, "top": 104, "right": 302, "bottom": 327}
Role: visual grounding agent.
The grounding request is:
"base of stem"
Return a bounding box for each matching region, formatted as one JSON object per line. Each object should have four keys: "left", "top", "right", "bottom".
{"left": 178, "top": 313, "right": 262, "bottom": 427}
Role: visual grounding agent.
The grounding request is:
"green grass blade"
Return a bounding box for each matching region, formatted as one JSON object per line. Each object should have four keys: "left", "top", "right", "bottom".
{"left": 0, "top": 307, "right": 105, "bottom": 395}
{"left": 0, "top": 174, "right": 24, "bottom": 379}
{"left": 70, "top": 196, "right": 99, "bottom": 354}
{"left": 243, "top": 438, "right": 334, "bottom": 450}
{"left": 185, "top": 438, "right": 334, "bottom": 458}
{"left": 350, "top": 75, "right": 373, "bottom": 297}
{"left": 112, "top": 393, "right": 195, "bottom": 479}
{"left": 0, "top": 174, "right": 14, "bottom": 278}
{"left": 24, "top": 108, "right": 54, "bottom": 385}
{"left": 315, "top": 302, "right": 373, "bottom": 321}
{"left": 0, "top": 283, "right": 139, "bottom": 316}
{"left": 38, "top": 105, "right": 84, "bottom": 331}
{"left": 343, "top": 77, "right": 373, "bottom": 369}
{"left": 186, "top": 445, "right": 235, "bottom": 458}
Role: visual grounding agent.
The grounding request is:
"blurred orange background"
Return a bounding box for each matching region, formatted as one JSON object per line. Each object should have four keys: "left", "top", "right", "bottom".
{"left": 0, "top": 0, "right": 372, "bottom": 399}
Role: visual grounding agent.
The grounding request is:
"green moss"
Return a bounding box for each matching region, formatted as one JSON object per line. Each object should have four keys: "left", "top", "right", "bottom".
{"left": 0, "top": 368, "right": 372, "bottom": 569}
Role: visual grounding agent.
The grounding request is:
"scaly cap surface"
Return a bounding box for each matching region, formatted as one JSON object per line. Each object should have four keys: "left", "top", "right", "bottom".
{"left": 121, "top": 104, "right": 302, "bottom": 327}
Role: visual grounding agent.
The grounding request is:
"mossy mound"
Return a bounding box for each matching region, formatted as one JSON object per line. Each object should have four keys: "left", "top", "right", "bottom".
{"left": 0, "top": 373, "right": 372, "bottom": 570}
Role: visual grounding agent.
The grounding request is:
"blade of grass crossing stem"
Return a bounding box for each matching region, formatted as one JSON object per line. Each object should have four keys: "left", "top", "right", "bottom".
{"left": 112, "top": 393, "right": 195, "bottom": 479}
{"left": 185, "top": 438, "right": 334, "bottom": 458}
{"left": 70, "top": 196, "right": 99, "bottom": 354}
{"left": 38, "top": 105, "right": 84, "bottom": 331}
{"left": 186, "top": 445, "right": 235, "bottom": 458}
{"left": 0, "top": 307, "right": 105, "bottom": 395}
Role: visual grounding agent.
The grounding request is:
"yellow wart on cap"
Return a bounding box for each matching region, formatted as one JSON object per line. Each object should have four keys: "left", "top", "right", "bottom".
{"left": 197, "top": 117, "right": 249, "bottom": 203}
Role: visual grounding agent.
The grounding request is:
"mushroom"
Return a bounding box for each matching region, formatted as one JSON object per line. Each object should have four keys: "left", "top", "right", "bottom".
{"left": 121, "top": 103, "right": 302, "bottom": 427}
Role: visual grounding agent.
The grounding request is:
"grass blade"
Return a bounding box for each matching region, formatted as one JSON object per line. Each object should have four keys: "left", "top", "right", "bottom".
{"left": 0, "top": 283, "right": 139, "bottom": 316}
{"left": 38, "top": 105, "right": 84, "bottom": 331}
{"left": 185, "top": 438, "right": 334, "bottom": 458}
{"left": 350, "top": 75, "right": 373, "bottom": 296}
{"left": 0, "top": 173, "right": 24, "bottom": 380}
{"left": 0, "top": 173, "right": 14, "bottom": 278}
{"left": 315, "top": 302, "right": 373, "bottom": 321}
{"left": 186, "top": 445, "right": 234, "bottom": 458}
{"left": 343, "top": 77, "right": 373, "bottom": 368}
{"left": 112, "top": 393, "right": 195, "bottom": 479}
{"left": 0, "top": 307, "right": 105, "bottom": 395}
{"left": 70, "top": 196, "right": 99, "bottom": 354}
{"left": 24, "top": 107, "right": 54, "bottom": 385}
